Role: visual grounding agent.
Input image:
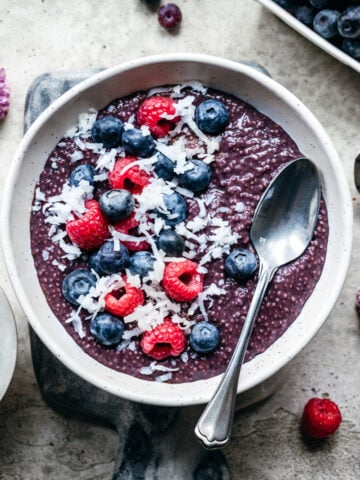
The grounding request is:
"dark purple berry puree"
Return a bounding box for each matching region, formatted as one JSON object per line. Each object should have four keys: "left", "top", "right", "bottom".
{"left": 30, "top": 82, "right": 328, "bottom": 383}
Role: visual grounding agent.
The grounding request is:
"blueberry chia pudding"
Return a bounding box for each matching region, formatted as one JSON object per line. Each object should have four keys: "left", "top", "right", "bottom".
{"left": 30, "top": 82, "right": 328, "bottom": 383}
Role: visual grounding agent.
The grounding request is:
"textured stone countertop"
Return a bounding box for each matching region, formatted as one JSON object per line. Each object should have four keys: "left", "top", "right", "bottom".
{"left": 0, "top": 1, "right": 360, "bottom": 479}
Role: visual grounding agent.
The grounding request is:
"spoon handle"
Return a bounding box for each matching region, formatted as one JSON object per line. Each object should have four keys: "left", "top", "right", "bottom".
{"left": 194, "top": 263, "right": 277, "bottom": 449}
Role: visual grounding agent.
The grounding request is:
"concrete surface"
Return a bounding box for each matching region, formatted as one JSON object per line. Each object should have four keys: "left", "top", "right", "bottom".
{"left": 0, "top": 1, "right": 360, "bottom": 479}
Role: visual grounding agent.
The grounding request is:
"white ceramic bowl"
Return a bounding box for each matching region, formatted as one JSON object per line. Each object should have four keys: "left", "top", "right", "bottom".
{"left": 0, "top": 286, "right": 17, "bottom": 401}
{"left": 0, "top": 53, "right": 352, "bottom": 406}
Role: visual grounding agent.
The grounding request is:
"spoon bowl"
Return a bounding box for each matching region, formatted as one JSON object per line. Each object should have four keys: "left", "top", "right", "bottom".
{"left": 195, "top": 158, "right": 321, "bottom": 448}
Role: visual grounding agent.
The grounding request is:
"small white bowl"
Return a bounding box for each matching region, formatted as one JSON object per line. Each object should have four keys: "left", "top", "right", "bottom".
{"left": 0, "top": 54, "right": 352, "bottom": 406}
{"left": 0, "top": 286, "right": 17, "bottom": 401}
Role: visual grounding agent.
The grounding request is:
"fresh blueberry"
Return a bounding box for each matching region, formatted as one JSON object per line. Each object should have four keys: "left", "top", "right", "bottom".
{"left": 88, "top": 249, "right": 107, "bottom": 276}
{"left": 69, "top": 164, "right": 96, "bottom": 187}
{"left": 97, "top": 241, "right": 130, "bottom": 274}
{"left": 273, "top": 0, "right": 295, "bottom": 8}
{"left": 156, "top": 229, "right": 185, "bottom": 256}
{"left": 121, "top": 128, "right": 155, "bottom": 157}
{"left": 99, "top": 189, "right": 135, "bottom": 223}
{"left": 189, "top": 321, "right": 220, "bottom": 354}
{"left": 62, "top": 269, "right": 97, "bottom": 306}
{"left": 225, "top": 249, "right": 257, "bottom": 282}
{"left": 294, "top": 5, "right": 318, "bottom": 26}
{"left": 195, "top": 99, "right": 229, "bottom": 135}
{"left": 90, "top": 312, "right": 125, "bottom": 346}
{"left": 129, "top": 251, "right": 155, "bottom": 277}
{"left": 91, "top": 115, "right": 124, "bottom": 148}
{"left": 342, "top": 37, "right": 360, "bottom": 58}
{"left": 313, "top": 9, "right": 340, "bottom": 39}
{"left": 338, "top": 7, "right": 360, "bottom": 38}
{"left": 178, "top": 159, "right": 212, "bottom": 193}
{"left": 158, "top": 3, "right": 182, "bottom": 30}
{"left": 153, "top": 152, "right": 176, "bottom": 181}
{"left": 158, "top": 192, "right": 188, "bottom": 226}
{"left": 310, "top": 0, "right": 337, "bottom": 8}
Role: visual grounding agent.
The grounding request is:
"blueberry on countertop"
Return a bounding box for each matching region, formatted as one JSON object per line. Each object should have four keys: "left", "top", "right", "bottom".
{"left": 97, "top": 240, "right": 130, "bottom": 274}
{"left": 153, "top": 152, "right": 176, "bottom": 181}
{"left": 99, "top": 189, "right": 135, "bottom": 223}
{"left": 62, "top": 268, "right": 97, "bottom": 306}
{"left": 69, "top": 164, "right": 96, "bottom": 187}
{"left": 121, "top": 128, "right": 155, "bottom": 157}
{"left": 338, "top": 6, "right": 360, "bottom": 38}
{"left": 159, "top": 192, "right": 188, "bottom": 226}
{"left": 90, "top": 312, "right": 125, "bottom": 346}
{"left": 225, "top": 249, "right": 257, "bottom": 282}
{"left": 313, "top": 9, "right": 340, "bottom": 39}
{"left": 91, "top": 115, "right": 124, "bottom": 149}
{"left": 129, "top": 251, "right": 155, "bottom": 277}
{"left": 158, "top": 3, "right": 182, "bottom": 30}
{"left": 156, "top": 229, "right": 185, "bottom": 256}
{"left": 178, "top": 159, "right": 212, "bottom": 193}
{"left": 195, "top": 99, "right": 229, "bottom": 135}
{"left": 189, "top": 321, "right": 220, "bottom": 354}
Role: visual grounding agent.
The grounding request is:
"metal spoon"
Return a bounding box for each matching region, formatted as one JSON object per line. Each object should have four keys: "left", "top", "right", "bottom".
{"left": 195, "top": 157, "right": 321, "bottom": 449}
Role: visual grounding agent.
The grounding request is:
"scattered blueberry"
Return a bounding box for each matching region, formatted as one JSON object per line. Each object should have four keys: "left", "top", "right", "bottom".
{"left": 99, "top": 189, "right": 135, "bottom": 223}
{"left": 158, "top": 3, "right": 182, "bottom": 30}
{"left": 156, "top": 229, "right": 185, "bottom": 256}
{"left": 158, "top": 192, "right": 188, "bottom": 226}
{"left": 338, "top": 6, "right": 360, "bottom": 38}
{"left": 294, "top": 5, "right": 318, "bottom": 25}
{"left": 195, "top": 99, "right": 229, "bottom": 135}
{"left": 189, "top": 321, "right": 220, "bottom": 354}
{"left": 62, "top": 268, "right": 97, "bottom": 306}
{"left": 69, "top": 164, "right": 96, "bottom": 187}
{"left": 129, "top": 251, "right": 155, "bottom": 277}
{"left": 342, "top": 36, "right": 360, "bottom": 58}
{"left": 141, "top": 0, "right": 160, "bottom": 5}
{"left": 225, "top": 249, "right": 257, "bottom": 282}
{"left": 178, "top": 159, "right": 212, "bottom": 193}
{"left": 121, "top": 128, "right": 155, "bottom": 157}
{"left": 91, "top": 115, "right": 124, "bottom": 148}
{"left": 153, "top": 152, "right": 176, "bottom": 181}
{"left": 313, "top": 9, "right": 340, "bottom": 38}
{"left": 97, "top": 241, "right": 130, "bottom": 274}
{"left": 90, "top": 312, "right": 125, "bottom": 346}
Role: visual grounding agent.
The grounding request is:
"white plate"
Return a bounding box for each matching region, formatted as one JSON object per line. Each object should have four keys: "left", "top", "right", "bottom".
{"left": 0, "top": 286, "right": 17, "bottom": 400}
{"left": 256, "top": 0, "right": 360, "bottom": 75}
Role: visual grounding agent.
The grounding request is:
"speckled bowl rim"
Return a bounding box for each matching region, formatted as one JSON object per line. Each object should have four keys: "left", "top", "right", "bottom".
{"left": 0, "top": 53, "right": 352, "bottom": 406}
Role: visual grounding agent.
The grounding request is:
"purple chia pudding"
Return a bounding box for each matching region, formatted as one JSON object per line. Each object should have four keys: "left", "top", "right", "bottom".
{"left": 30, "top": 82, "right": 328, "bottom": 383}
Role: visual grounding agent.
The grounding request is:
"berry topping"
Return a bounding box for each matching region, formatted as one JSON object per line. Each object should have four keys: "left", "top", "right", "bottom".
{"left": 91, "top": 115, "right": 124, "bottom": 148}
{"left": 302, "top": 398, "right": 342, "bottom": 439}
{"left": 105, "top": 277, "right": 145, "bottom": 317}
{"left": 225, "top": 248, "right": 257, "bottom": 282}
{"left": 88, "top": 249, "right": 107, "bottom": 276}
{"left": 109, "top": 157, "right": 152, "bottom": 194}
{"left": 162, "top": 260, "right": 204, "bottom": 302}
{"left": 69, "top": 164, "right": 96, "bottom": 187}
{"left": 95, "top": 240, "right": 130, "bottom": 274}
{"left": 99, "top": 189, "right": 135, "bottom": 223}
{"left": 338, "top": 7, "right": 360, "bottom": 38}
{"left": 66, "top": 199, "right": 110, "bottom": 251}
{"left": 129, "top": 251, "right": 155, "bottom": 277}
{"left": 178, "top": 159, "right": 212, "bottom": 193}
{"left": 141, "top": 318, "right": 186, "bottom": 360}
{"left": 62, "top": 268, "right": 97, "bottom": 306}
{"left": 189, "top": 321, "right": 220, "bottom": 354}
{"left": 294, "top": 5, "right": 317, "bottom": 26}
{"left": 157, "top": 3, "right": 182, "bottom": 30}
{"left": 121, "top": 127, "right": 156, "bottom": 158}
{"left": 90, "top": 312, "right": 125, "bottom": 346}
{"left": 153, "top": 152, "right": 176, "bottom": 181}
{"left": 313, "top": 9, "right": 340, "bottom": 39}
{"left": 158, "top": 192, "right": 188, "bottom": 226}
{"left": 156, "top": 229, "right": 185, "bottom": 257}
{"left": 114, "top": 212, "right": 150, "bottom": 251}
{"left": 0, "top": 67, "right": 10, "bottom": 120}
{"left": 342, "top": 37, "right": 360, "bottom": 59}
{"left": 195, "top": 99, "right": 229, "bottom": 135}
{"left": 137, "top": 96, "right": 179, "bottom": 138}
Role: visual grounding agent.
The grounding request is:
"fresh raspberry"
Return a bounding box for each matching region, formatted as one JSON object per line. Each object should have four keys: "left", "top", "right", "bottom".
{"left": 0, "top": 67, "right": 10, "bottom": 120}
{"left": 302, "top": 398, "right": 342, "bottom": 439}
{"left": 66, "top": 199, "right": 110, "bottom": 251}
{"left": 114, "top": 212, "right": 150, "bottom": 251}
{"left": 162, "top": 260, "right": 204, "bottom": 302}
{"left": 109, "top": 156, "right": 152, "bottom": 194}
{"left": 105, "top": 276, "right": 145, "bottom": 317}
{"left": 137, "top": 96, "right": 180, "bottom": 138}
{"left": 141, "top": 318, "right": 186, "bottom": 360}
